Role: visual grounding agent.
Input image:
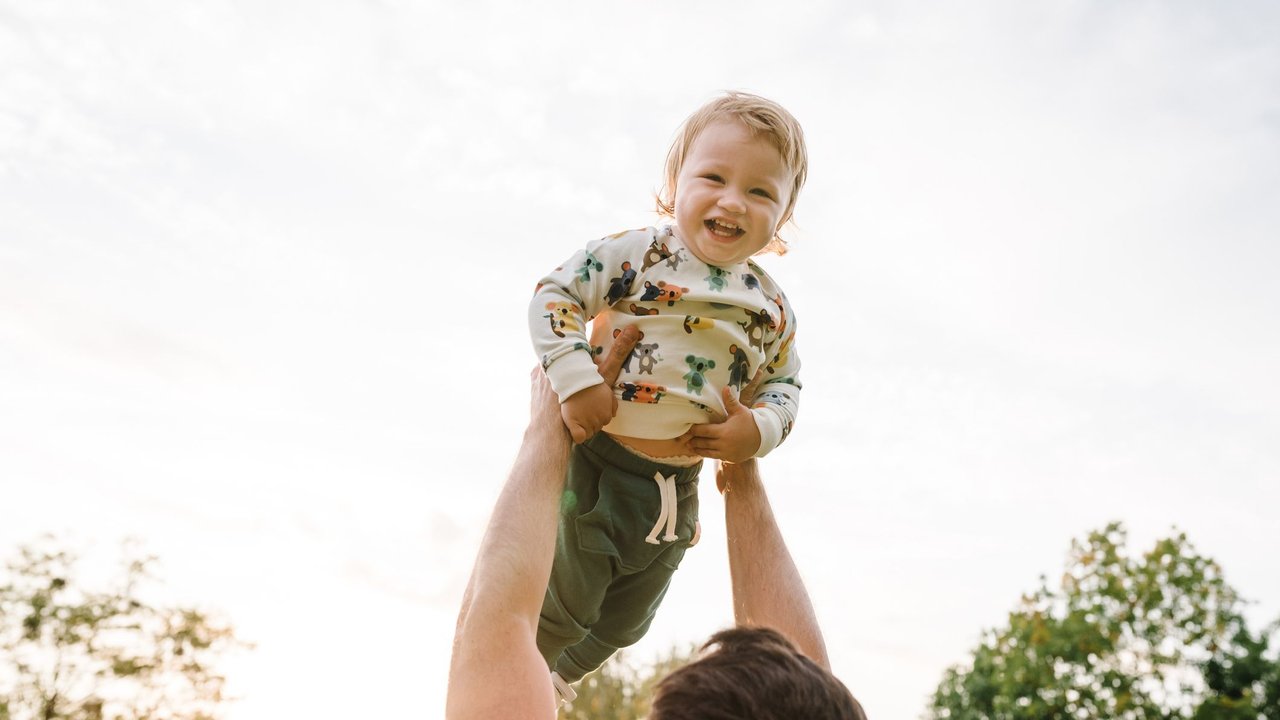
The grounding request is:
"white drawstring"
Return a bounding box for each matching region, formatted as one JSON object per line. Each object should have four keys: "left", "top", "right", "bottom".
{"left": 551, "top": 671, "right": 577, "bottom": 706}
{"left": 662, "top": 475, "right": 679, "bottom": 542}
{"left": 644, "top": 472, "right": 680, "bottom": 544}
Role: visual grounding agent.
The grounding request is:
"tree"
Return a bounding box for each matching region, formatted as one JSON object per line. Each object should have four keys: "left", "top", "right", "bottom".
{"left": 558, "top": 644, "right": 697, "bottom": 720}
{"left": 929, "top": 522, "right": 1279, "bottom": 719}
{"left": 0, "top": 536, "right": 246, "bottom": 720}
{"left": 1193, "top": 619, "right": 1280, "bottom": 719}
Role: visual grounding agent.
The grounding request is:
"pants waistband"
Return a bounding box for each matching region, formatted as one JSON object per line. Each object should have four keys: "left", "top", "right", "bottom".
{"left": 581, "top": 433, "right": 702, "bottom": 485}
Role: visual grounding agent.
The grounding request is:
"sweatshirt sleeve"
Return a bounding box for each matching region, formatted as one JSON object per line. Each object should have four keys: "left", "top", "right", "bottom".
{"left": 749, "top": 290, "right": 802, "bottom": 457}
{"left": 528, "top": 229, "right": 652, "bottom": 402}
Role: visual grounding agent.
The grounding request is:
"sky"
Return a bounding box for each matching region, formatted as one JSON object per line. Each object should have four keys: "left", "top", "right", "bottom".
{"left": 2, "top": 1, "right": 1278, "bottom": 717}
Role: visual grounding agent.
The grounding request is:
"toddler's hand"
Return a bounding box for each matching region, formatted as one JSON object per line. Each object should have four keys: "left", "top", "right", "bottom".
{"left": 681, "top": 386, "right": 761, "bottom": 463}
{"left": 560, "top": 383, "right": 617, "bottom": 444}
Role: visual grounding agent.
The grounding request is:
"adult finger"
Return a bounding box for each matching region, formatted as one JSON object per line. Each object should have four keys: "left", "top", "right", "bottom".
{"left": 595, "top": 326, "right": 641, "bottom": 386}
{"left": 739, "top": 368, "right": 766, "bottom": 405}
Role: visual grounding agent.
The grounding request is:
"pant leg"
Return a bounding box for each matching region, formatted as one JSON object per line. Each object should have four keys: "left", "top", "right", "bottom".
{"left": 553, "top": 541, "right": 686, "bottom": 682}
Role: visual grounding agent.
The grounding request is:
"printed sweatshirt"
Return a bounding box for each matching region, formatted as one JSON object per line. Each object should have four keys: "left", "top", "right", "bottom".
{"left": 529, "top": 226, "right": 800, "bottom": 457}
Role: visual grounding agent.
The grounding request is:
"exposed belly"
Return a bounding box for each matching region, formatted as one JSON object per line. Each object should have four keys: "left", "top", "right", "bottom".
{"left": 607, "top": 433, "right": 699, "bottom": 460}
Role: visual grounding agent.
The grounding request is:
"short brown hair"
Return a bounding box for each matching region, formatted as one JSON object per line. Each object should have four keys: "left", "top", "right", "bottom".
{"left": 650, "top": 627, "right": 866, "bottom": 720}
{"left": 656, "top": 92, "right": 809, "bottom": 256}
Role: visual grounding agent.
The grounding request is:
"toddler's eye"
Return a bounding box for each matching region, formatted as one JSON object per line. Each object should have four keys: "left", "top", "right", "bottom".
{"left": 751, "top": 188, "right": 775, "bottom": 200}
{"left": 702, "top": 174, "right": 724, "bottom": 183}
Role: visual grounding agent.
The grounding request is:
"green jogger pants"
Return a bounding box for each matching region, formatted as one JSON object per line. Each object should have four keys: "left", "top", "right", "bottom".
{"left": 536, "top": 432, "right": 702, "bottom": 683}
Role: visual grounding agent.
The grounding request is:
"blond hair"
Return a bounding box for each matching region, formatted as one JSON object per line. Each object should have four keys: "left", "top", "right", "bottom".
{"left": 656, "top": 92, "right": 808, "bottom": 255}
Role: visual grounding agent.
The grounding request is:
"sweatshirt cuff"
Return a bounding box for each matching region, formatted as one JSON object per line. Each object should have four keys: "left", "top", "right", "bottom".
{"left": 543, "top": 349, "right": 606, "bottom": 402}
{"left": 751, "top": 406, "right": 784, "bottom": 458}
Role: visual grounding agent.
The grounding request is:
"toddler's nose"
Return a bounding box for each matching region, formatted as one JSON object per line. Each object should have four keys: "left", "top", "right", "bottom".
{"left": 717, "top": 188, "right": 746, "bottom": 213}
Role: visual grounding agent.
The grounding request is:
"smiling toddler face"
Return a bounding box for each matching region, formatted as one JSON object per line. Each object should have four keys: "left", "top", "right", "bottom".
{"left": 672, "top": 120, "right": 794, "bottom": 267}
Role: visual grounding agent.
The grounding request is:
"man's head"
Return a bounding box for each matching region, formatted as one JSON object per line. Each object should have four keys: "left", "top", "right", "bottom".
{"left": 650, "top": 626, "right": 866, "bottom": 720}
{"left": 657, "top": 92, "right": 808, "bottom": 258}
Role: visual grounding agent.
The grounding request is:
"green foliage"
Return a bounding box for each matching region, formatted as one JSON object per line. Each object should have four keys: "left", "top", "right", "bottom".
{"left": 0, "top": 536, "right": 246, "bottom": 720}
{"left": 1193, "top": 619, "right": 1280, "bottom": 719}
{"left": 929, "top": 522, "right": 1279, "bottom": 720}
{"left": 559, "top": 644, "right": 697, "bottom": 720}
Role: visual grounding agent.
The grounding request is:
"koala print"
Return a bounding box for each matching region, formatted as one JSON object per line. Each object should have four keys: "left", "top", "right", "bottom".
{"left": 576, "top": 251, "right": 604, "bottom": 282}
{"left": 683, "top": 354, "right": 716, "bottom": 395}
{"left": 604, "top": 261, "right": 637, "bottom": 305}
{"left": 753, "top": 390, "right": 790, "bottom": 408}
{"left": 641, "top": 239, "right": 673, "bottom": 271}
{"left": 614, "top": 328, "right": 660, "bottom": 375}
{"left": 726, "top": 343, "right": 751, "bottom": 390}
{"left": 769, "top": 293, "right": 788, "bottom": 338}
{"left": 769, "top": 334, "right": 794, "bottom": 373}
{"left": 738, "top": 307, "right": 776, "bottom": 352}
{"left": 628, "top": 302, "right": 659, "bottom": 317}
{"left": 754, "top": 391, "right": 796, "bottom": 441}
{"left": 704, "top": 266, "right": 731, "bottom": 292}
{"left": 634, "top": 342, "right": 661, "bottom": 374}
{"left": 741, "top": 273, "right": 760, "bottom": 290}
{"left": 640, "top": 280, "right": 689, "bottom": 306}
{"left": 544, "top": 301, "right": 583, "bottom": 338}
{"left": 620, "top": 382, "right": 666, "bottom": 404}
{"left": 665, "top": 248, "right": 689, "bottom": 271}
{"left": 682, "top": 315, "right": 715, "bottom": 334}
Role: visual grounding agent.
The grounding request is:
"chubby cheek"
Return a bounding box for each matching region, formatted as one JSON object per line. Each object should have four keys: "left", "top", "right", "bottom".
{"left": 759, "top": 211, "right": 785, "bottom": 240}
{"left": 675, "top": 202, "right": 704, "bottom": 236}
{"left": 674, "top": 195, "right": 694, "bottom": 222}
{"left": 675, "top": 184, "right": 713, "bottom": 215}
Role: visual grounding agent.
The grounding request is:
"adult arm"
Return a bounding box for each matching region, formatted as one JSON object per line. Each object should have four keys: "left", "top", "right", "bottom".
{"left": 719, "top": 458, "right": 832, "bottom": 670}
{"left": 446, "top": 328, "right": 639, "bottom": 720}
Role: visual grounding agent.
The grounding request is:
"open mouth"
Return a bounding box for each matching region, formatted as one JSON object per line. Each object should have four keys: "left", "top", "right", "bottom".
{"left": 704, "top": 219, "right": 744, "bottom": 239}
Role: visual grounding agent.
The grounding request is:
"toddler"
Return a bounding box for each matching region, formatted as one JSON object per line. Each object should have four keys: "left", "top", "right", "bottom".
{"left": 528, "top": 92, "right": 807, "bottom": 697}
